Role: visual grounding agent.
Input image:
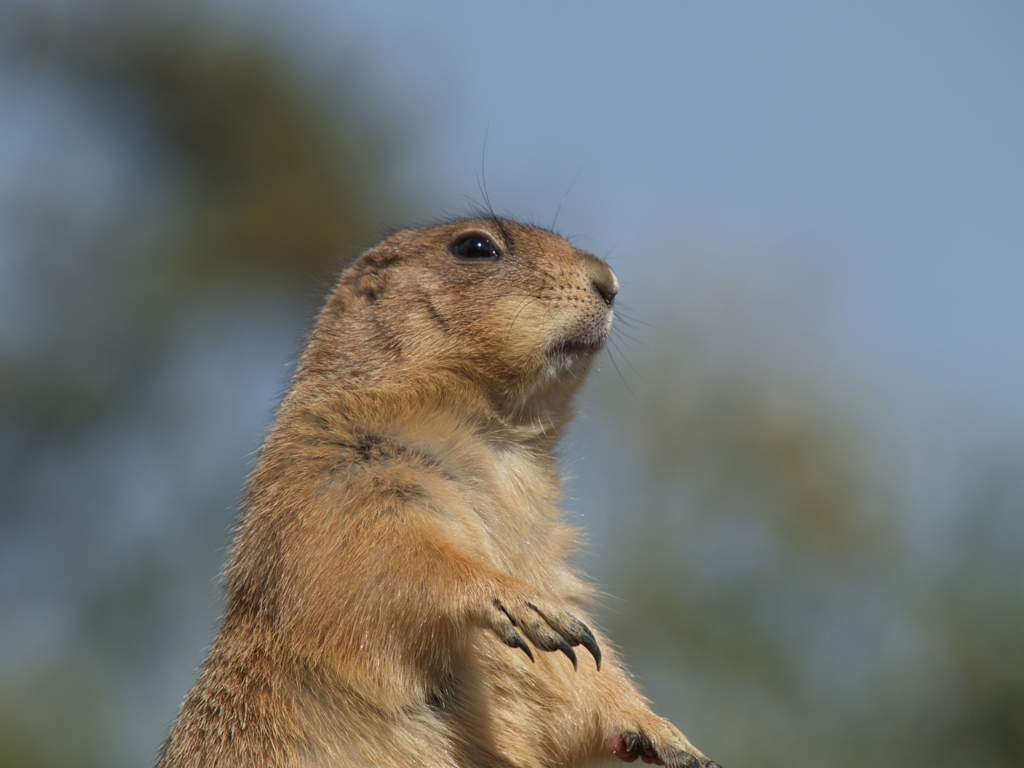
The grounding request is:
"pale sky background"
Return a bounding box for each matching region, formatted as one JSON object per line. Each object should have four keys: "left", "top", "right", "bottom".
{"left": 4, "top": 0, "right": 1022, "bottom": 449}
{"left": 252, "top": 0, "right": 1024, "bottom": 453}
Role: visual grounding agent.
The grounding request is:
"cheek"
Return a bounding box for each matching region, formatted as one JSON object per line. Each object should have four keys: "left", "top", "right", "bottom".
{"left": 483, "top": 295, "right": 557, "bottom": 357}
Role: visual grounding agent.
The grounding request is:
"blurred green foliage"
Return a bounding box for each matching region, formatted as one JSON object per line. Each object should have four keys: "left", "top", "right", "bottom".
{"left": 0, "top": 3, "right": 1021, "bottom": 768}
{"left": 0, "top": 2, "right": 404, "bottom": 766}
{"left": 4, "top": 0, "right": 393, "bottom": 291}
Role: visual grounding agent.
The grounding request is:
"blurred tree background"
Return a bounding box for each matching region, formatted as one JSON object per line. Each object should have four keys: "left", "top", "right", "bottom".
{"left": 0, "top": 3, "right": 1021, "bottom": 768}
{"left": 0, "top": 3, "right": 404, "bottom": 765}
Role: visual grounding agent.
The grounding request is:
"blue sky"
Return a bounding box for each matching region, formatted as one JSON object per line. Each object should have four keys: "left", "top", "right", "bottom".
{"left": 3, "top": 0, "right": 1022, "bottom": 442}
{"left": 252, "top": 0, "right": 1023, "bottom": 448}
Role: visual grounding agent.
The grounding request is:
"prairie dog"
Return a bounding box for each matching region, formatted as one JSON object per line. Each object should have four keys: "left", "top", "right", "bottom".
{"left": 158, "top": 218, "right": 719, "bottom": 768}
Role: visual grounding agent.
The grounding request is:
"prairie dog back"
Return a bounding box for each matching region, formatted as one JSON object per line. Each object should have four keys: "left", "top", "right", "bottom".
{"left": 157, "top": 217, "right": 719, "bottom": 768}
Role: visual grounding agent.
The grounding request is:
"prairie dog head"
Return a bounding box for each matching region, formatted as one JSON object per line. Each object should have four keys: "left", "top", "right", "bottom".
{"left": 298, "top": 217, "right": 618, "bottom": 423}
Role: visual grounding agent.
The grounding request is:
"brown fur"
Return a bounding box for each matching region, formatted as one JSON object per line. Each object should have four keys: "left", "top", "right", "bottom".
{"left": 158, "top": 218, "right": 719, "bottom": 768}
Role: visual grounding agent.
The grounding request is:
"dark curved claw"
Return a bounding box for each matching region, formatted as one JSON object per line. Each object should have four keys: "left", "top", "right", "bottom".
{"left": 556, "top": 638, "right": 578, "bottom": 670}
{"left": 510, "top": 631, "right": 534, "bottom": 662}
{"left": 623, "top": 732, "right": 657, "bottom": 761}
{"left": 625, "top": 733, "right": 641, "bottom": 755}
{"left": 530, "top": 605, "right": 603, "bottom": 672}
{"left": 493, "top": 603, "right": 535, "bottom": 662}
{"left": 491, "top": 598, "right": 604, "bottom": 672}
{"left": 621, "top": 731, "right": 719, "bottom": 768}
{"left": 576, "top": 621, "right": 602, "bottom": 670}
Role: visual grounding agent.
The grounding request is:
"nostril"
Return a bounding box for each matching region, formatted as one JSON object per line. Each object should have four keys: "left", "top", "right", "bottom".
{"left": 591, "top": 276, "right": 618, "bottom": 307}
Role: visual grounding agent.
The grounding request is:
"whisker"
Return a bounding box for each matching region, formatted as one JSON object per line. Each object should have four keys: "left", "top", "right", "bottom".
{"left": 505, "top": 295, "right": 544, "bottom": 345}
{"left": 611, "top": 325, "right": 643, "bottom": 345}
{"left": 610, "top": 319, "right": 643, "bottom": 337}
{"left": 477, "top": 126, "right": 496, "bottom": 220}
{"left": 614, "top": 302, "right": 656, "bottom": 329}
{"left": 604, "top": 340, "right": 637, "bottom": 400}
{"left": 613, "top": 309, "right": 640, "bottom": 324}
{"left": 551, "top": 167, "right": 583, "bottom": 232}
{"left": 609, "top": 335, "right": 645, "bottom": 383}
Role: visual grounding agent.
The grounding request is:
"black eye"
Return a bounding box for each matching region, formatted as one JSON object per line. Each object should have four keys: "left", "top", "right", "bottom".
{"left": 451, "top": 233, "right": 501, "bottom": 260}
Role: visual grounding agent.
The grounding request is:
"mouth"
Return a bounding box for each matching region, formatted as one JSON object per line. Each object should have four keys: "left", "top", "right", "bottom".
{"left": 549, "top": 338, "right": 605, "bottom": 357}
{"left": 548, "top": 319, "right": 612, "bottom": 359}
{"left": 544, "top": 308, "right": 614, "bottom": 369}
{"left": 540, "top": 334, "right": 606, "bottom": 381}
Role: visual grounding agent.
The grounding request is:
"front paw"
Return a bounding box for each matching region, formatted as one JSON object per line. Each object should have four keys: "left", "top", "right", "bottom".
{"left": 605, "top": 729, "right": 720, "bottom": 768}
{"left": 483, "top": 595, "right": 601, "bottom": 671}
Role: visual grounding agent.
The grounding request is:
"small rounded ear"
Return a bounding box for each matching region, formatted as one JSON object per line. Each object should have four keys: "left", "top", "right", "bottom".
{"left": 335, "top": 246, "right": 396, "bottom": 308}
{"left": 354, "top": 268, "right": 389, "bottom": 304}
{"left": 341, "top": 227, "right": 422, "bottom": 297}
